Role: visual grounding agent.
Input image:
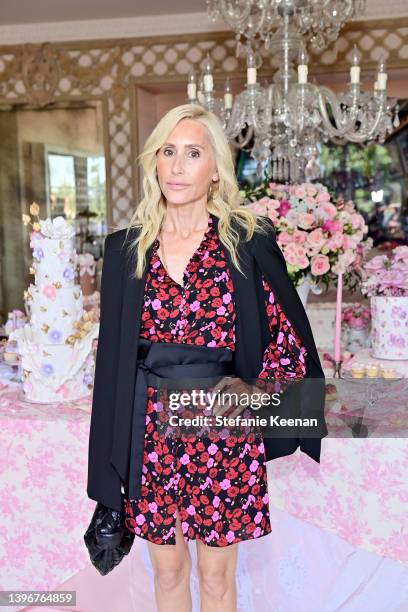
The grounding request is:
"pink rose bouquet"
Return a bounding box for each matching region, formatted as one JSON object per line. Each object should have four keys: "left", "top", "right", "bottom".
{"left": 242, "top": 180, "right": 371, "bottom": 290}
{"left": 361, "top": 246, "right": 408, "bottom": 297}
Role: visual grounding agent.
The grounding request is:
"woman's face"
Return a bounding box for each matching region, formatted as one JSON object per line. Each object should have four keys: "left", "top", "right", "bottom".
{"left": 156, "top": 118, "right": 219, "bottom": 207}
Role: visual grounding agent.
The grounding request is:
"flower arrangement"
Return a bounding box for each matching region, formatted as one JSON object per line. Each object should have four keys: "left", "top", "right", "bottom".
{"left": 361, "top": 246, "right": 408, "bottom": 297}
{"left": 242, "top": 180, "right": 371, "bottom": 290}
{"left": 341, "top": 303, "right": 371, "bottom": 330}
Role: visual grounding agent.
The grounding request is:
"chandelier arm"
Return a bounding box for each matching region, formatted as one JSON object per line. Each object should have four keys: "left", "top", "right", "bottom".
{"left": 317, "top": 86, "right": 388, "bottom": 142}
{"left": 317, "top": 86, "right": 360, "bottom": 137}
{"left": 339, "top": 102, "right": 388, "bottom": 143}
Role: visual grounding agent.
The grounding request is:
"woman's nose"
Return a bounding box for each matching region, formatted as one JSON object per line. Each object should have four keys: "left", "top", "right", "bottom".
{"left": 171, "top": 153, "right": 184, "bottom": 174}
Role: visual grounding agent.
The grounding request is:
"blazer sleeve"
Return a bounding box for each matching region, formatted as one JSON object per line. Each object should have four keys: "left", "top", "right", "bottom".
{"left": 250, "top": 218, "right": 328, "bottom": 462}
{"left": 87, "top": 232, "right": 124, "bottom": 510}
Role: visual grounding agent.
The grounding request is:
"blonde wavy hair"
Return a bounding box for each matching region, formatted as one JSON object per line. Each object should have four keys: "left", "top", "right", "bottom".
{"left": 124, "top": 103, "right": 270, "bottom": 279}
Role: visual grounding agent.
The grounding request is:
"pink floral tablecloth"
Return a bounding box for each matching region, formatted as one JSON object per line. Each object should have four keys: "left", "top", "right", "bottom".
{"left": 0, "top": 369, "right": 95, "bottom": 602}
{"left": 1, "top": 356, "right": 408, "bottom": 607}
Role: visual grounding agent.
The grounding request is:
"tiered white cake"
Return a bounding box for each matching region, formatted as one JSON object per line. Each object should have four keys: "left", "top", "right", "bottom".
{"left": 9, "top": 216, "right": 99, "bottom": 402}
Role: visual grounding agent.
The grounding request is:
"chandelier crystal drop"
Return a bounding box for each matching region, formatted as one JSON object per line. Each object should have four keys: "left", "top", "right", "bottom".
{"left": 186, "top": 0, "right": 399, "bottom": 183}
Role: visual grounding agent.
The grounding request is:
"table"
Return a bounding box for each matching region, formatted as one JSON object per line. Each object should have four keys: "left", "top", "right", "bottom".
{"left": 1, "top": 352, "right": 407, "bottom": 612}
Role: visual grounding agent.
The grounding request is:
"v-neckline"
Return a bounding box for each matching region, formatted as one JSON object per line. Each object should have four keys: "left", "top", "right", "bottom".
{"left": 153, "top": 214, "right": 213, "bottom": 289}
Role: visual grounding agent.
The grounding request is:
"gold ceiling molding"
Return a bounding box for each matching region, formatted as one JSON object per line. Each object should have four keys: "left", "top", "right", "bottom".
{"left": 0, "top": 18, "right": 407, "bottom": 227}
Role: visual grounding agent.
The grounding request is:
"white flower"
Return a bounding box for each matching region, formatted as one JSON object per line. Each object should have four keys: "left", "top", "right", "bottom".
{"left": 39, "top": 216, "right": 75, "bottom": 239}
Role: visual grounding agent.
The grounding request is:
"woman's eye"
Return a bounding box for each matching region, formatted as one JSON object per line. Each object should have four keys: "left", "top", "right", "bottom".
{"left": 161, "top": 148, "right": 200, "bottom": 158}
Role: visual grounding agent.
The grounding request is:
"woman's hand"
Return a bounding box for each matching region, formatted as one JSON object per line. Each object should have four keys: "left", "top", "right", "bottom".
{"left": 210, "top": 376, "right": 256, "bottom": 419}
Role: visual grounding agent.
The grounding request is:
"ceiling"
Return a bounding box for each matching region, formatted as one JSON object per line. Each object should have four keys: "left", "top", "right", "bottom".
{"left": 0, "top": 0, "right": 205, "bottom": 25}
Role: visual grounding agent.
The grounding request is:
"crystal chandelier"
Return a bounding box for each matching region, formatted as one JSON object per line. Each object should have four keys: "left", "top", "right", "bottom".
{"left": 186, "top": 0, "right": 400, "bottom": 183}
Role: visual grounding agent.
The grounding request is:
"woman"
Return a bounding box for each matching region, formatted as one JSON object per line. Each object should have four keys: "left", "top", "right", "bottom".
{"left": 86, "top": 104, "right": 326, "bottom": 611}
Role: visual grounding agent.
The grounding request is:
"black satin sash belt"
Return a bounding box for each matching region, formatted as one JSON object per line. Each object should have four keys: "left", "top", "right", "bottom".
{"left": 127, "top": 337, "right": 235, "bottom": 500}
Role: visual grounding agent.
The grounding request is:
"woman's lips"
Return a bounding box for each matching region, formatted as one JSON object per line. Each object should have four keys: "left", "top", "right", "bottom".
{"left": 166, "top": 182, "right": 190, "bottom": 190}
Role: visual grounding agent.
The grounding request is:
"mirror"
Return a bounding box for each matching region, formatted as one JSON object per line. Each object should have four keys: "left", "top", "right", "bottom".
{"left": 0, "top": 99, "right": 108, "bottom": 321}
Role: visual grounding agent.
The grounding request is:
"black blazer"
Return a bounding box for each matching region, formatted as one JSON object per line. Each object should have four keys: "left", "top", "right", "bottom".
{"left": 87, "top": 213, "right": 327, "bottom": 511}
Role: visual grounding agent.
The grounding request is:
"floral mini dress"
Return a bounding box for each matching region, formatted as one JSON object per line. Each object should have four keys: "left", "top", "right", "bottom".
{"left": 123, "top": 215, "right": 306, "bottom": 547}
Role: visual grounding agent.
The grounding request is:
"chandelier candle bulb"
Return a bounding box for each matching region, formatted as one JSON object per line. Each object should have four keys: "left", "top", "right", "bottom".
{"left": 247, "top": 67, "right": 257, "bottom": 85}
{"left": 350, "top": 66, "right": 360, "bottom": 84}
{"left": 224, "top": 92, "right": 233, "bottom": 109}
{"left": 187, "top": 82, "right": 197, "bottom": 100}
{"left": 298, "top": 64, "right": 308, "bottom": 84}
{"left": 377, "top": 73, "right": 387, "bottom": 90}
{"left": 203, "top": 74, "right": 213, "bottom": 92}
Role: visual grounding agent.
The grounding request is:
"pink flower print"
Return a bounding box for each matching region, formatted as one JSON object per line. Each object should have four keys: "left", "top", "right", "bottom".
{"left": 249, "top": 459, "right": 259, "bottom": 472}
{"left": 253, "top": 527, "right": 262, "bottom": 538}
{"left": 223, "top": 293, "right": 232, "bottom": 304}
{"left": 213, "top": 495, "right": 220, "bottom": 508}
{"left": 226, "top": 531, "right": 236, "bottom": 543}
{"left": 136, "top": 514, "right": 146, "bottom": 526}
{"left": 151, "top": 298, "right": 161, "bottom": 310}
{"left": 42, "top": 284, "right": 57, "bottom": 300}
{"left": 280, "top": 357, "right": 291, "bottom": 366}
{"left": 392, "top": 306, "right": 407, "bottom": 320}
{"left": 389, "top": 334, "right": 406, "bottom": 348}
{"left": 56, "top": 383, "right": 69, "bottom": 398}
{"left": 148, "top": 451, "right": 158, "bottom": 462}
{"left": 148, "top": 502, "right": 158, "bottom": 513}
{"left": 58, "top": 250, "right": 71, "bottom": 262}
{"left": 180, "top": 453, "right": 190, "bottom": 465}
{"left": 220, "top": 478, "right": 231, "bottom": 490}
{"left": 187, "top": 504, "right": 196, "bottom": 515}
{"left": 208, "top": 443, "right": 218, "bottom": 455}
{"left": 254, "top": 511, "right": 263, "bottom": 524}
